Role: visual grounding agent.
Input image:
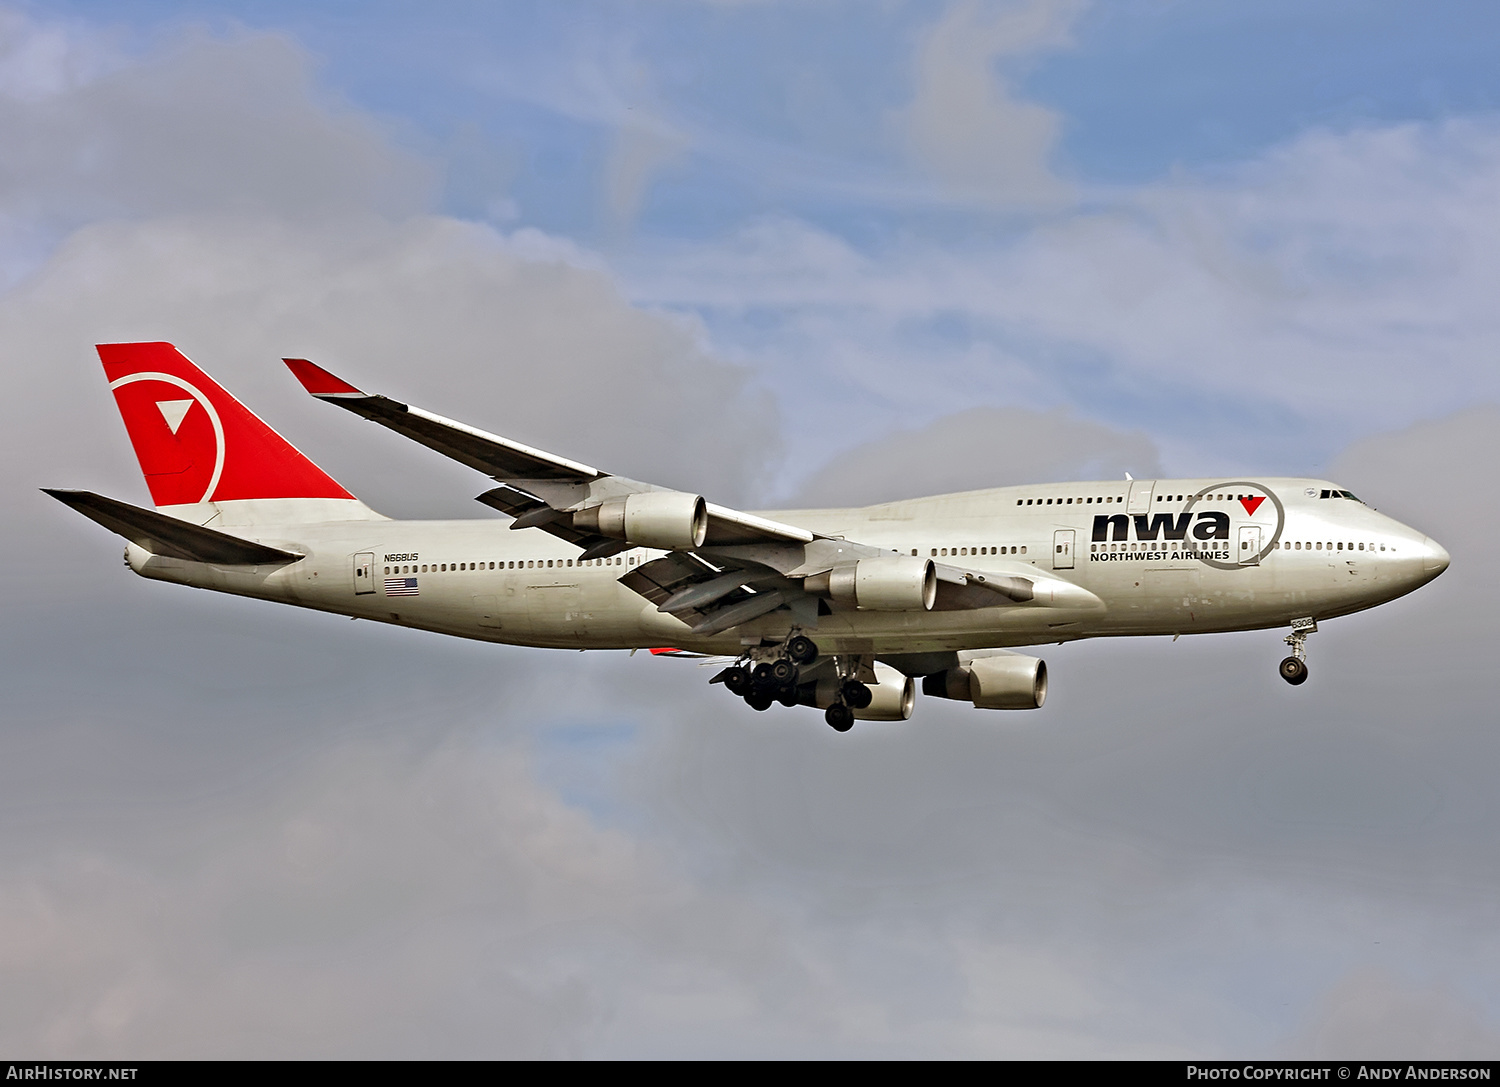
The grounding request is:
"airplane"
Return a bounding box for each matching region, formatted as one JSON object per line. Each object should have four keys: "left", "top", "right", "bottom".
{"left": 46, "top": 342, "right": 1450, "bottom": 732}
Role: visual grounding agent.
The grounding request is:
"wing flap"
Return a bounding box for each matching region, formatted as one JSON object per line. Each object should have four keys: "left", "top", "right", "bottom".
{"left": 43, "top": 489, "right": 303, "bottom": 565}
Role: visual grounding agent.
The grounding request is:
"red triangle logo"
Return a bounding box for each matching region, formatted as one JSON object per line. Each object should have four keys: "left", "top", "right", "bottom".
{"left": 1239, "top": 495, "right": 1266, "bottom": 516}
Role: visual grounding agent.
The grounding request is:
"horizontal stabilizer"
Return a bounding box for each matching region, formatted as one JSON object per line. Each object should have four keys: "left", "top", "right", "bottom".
{"left": 43, "top": 489, "right": 303, "bottom": 565}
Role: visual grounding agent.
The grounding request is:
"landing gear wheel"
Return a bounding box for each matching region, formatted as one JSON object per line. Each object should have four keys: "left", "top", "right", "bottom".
{"left": 1279, "top": 656, "right": 1309, "bottom": 685}
{"left": 786, "top": 635, "right": 818, "bottom": 666}
{"left": 745, "top": 691, "right": 775, "bottom": 711}
{"left": 751, "top": 663, "right": 778, "bottom": 689}
{"left": 722, "top": 666, "right": 751, "bottom": 697}
{"left": 840, "top": 680, "right": 873, "bottom": 709}
{"left": 776, "top": 688, "right": 799, "bottom": 708}
{"left": 825, "top": 704, "right": 854, "bottom": 732}
{"left": 770, "top": 658, "right": 797, "bottom": 685}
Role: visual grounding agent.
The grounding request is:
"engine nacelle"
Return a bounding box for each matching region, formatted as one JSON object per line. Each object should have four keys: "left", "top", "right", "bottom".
{"left": 807, "top": 661, "right": 915, "bottom": 721}
{"left": 573, "top": 491, "right": 707, "bottom": 550}
{"left": 921, "top": 654, "right": 1047, "bottom": 710}
{"left": 804, "top": 555, "right": 937, "bottom": 611}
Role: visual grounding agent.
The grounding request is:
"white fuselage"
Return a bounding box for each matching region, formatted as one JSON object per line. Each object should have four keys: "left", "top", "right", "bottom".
{"left": 126, "top": 478, "right": 1448, "bottom": 656}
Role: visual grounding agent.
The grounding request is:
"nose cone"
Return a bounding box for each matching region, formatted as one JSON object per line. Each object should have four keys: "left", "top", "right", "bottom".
{"left": 1421, "top": 536, "right": 1450, "bottom": 576}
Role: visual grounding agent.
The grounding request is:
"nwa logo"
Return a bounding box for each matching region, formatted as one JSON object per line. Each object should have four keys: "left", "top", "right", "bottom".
{"left": 1088, "top": 484, "right": 1282, "bottom": 570}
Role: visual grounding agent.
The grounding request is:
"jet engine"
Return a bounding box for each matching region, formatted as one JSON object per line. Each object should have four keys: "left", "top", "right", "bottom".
{"left": 573, "top": 491, "right": 708, "bottom": 550}
{"left": 921, "top": 654, "right": 1047, "bottom": 710}
{"left": 805, "top": 661, "right": 916, "bottom": 721}
{"left": 804, "top": 555, "right": 937, "bottom": 611}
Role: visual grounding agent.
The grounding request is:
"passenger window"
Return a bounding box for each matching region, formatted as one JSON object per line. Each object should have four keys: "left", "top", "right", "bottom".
{"left": 1020, "top": 546, "right": 1027, "bottom": 555}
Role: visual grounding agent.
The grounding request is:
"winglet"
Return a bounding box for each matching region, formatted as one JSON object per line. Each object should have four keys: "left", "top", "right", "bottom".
{"left": 284, "top": 358, "right": 365, "bottom": 398}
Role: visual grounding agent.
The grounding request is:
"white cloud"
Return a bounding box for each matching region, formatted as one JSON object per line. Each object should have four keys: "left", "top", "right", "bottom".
{"left": 2, "top": 213, "right": 780, "bottom": 525}
{"left": 793, "top": 405, "right": 1160, "bottom": 506}
{"left": 0, "top": 17, "right": 434, "bottom": 229}
{"left": 893, "top": 0, "right": 1083, "bottom": 205}
{"left": 6, "top": 2, "right": 1500, "bottom": 1059}
{"left": 626, "top": 118, "right": 1500, "bottom": 474}
{"left": 605, "top": 118, "right": 688, "bottom": 229}
{"left": 1287, "top": 968, "right": 1500, "bottom": 1060}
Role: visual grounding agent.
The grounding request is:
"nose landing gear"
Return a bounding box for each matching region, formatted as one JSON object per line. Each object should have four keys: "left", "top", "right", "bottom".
{"left": 1279, "top": 617, "right": 1316, "bottom": 686}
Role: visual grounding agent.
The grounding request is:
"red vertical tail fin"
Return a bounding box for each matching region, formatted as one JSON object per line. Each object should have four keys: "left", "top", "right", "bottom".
{"left": 100, "top": 342, "right": 376, "bottom": 523}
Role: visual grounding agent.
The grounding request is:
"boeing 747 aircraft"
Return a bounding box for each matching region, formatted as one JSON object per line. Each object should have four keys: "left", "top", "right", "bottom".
{"left": 47, "top": 342, "right": 1449, "bottom": 731}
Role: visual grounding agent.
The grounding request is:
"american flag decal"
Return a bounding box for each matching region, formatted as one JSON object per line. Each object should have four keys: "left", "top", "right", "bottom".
{"left": 384, "top": 577, "right": 419, "bottom": 596}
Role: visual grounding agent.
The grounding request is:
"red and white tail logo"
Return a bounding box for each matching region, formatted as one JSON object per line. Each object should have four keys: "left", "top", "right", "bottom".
{"left": 101, "top": 342, "right": 355, "bottom": 508}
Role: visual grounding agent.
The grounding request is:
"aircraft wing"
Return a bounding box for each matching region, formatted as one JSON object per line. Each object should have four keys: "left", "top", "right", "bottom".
{"left": 284, "top": 358, "right": 814, "bottom": 550}
{"left": 284, "top": 358, "right": 1099, "bottom": 633}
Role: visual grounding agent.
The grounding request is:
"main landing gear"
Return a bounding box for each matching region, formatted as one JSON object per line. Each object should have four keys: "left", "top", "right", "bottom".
{"left": 1279, "top": 617, "right": 1316, "bottom": 686}
{"left": 711, "top": 636, "right": 873, "bottom": 732}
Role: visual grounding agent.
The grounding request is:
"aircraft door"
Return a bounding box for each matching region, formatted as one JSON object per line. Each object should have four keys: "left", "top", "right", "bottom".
{"left": 353, "top": 552, "right": 375, "bottom": 594}
{"left": 1238, "top": 526, "right": 1262, "bottom": 566}
{"left": 1053, "top": 529, "right": 1075, "bottom": 570}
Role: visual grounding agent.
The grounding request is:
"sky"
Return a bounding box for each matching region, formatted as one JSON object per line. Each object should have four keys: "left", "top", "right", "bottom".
{"left": 3, "top": 0, "right": 1499, "bottom": 1058}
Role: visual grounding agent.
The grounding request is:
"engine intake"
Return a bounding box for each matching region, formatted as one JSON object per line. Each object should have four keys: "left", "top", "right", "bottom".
{"left": 804, "top": 555, "right": 937, "bottom": 611}
{"left": 573, "top": 491, "right": 708, "bottom": 550}
{"left": 921, "top": 654, "right": 1047, "bottom": 710}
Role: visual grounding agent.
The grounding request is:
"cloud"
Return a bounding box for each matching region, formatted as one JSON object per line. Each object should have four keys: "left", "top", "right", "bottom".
{"left": 793, "top": 405, "right": 1160, "bottom": 506}
{"left": 0, "top": 19, "right": 435, "bottom": 230}
{"left": 11, "top": 232, "right": 1500, "bottom": 1054}
{"left": 3, "top": 214, "right": 779, "bottom": 526}
{"left": 893, "top": 0, "right": 1083, "bottom": 204}
{"left": 1287, "top": 968, "right": 1500, "bottom": 1060}
{"left": 626, "top": 117, "right": 1500, "bottom": 473}
{"left": 605, "top": 118, "right": 688, "bottom": 229}
{"left": 6, "top": 2, "right": 1500, "bottom": 1059}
